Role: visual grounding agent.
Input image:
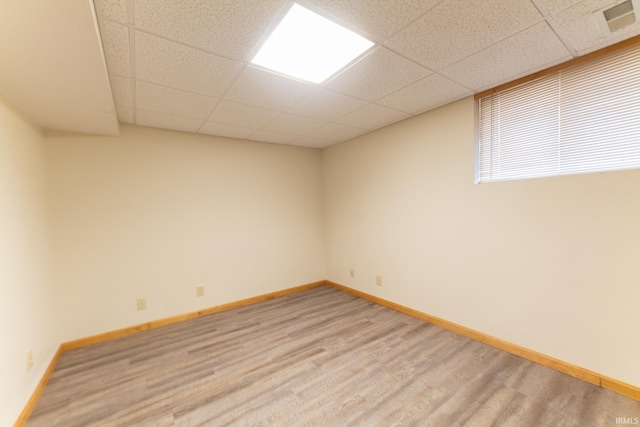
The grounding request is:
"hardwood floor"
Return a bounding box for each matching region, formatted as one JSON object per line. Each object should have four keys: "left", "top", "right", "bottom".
{"left": 26, "top": 286, "right": 640, "bottom": 426}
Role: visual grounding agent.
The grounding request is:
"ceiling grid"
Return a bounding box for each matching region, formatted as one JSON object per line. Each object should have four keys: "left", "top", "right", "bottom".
{"left": 2, "top": 0, "right": 639, "bottom": 144}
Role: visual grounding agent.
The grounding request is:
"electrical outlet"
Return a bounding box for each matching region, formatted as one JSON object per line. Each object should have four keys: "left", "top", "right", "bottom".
{"left": 137, "top": 298, "right": 147, "bottom": 310}
{"left": 26, "top": 349, "right": 33, "bottom": 372}
{"left": 196, "top": 285, "right": 205, "bottom": 297}
{"left": 350, "top": 268, "right": 355, "bottom": 278}
{"left": 376, "top": 275, "right": 382, "bottom": 286}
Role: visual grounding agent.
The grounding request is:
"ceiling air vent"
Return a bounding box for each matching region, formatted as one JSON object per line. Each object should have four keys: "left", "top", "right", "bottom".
{"left": 600, "top": 0, "right": 637, "bottom": 33}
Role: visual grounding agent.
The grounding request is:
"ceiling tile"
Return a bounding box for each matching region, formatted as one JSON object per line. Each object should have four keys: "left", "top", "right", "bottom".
{"left": 116, "top": 107, "right": 134, "bottom": 123}
{"left": 86, "top": 0, "right": 640, "bottom": 148}
{"left": 136, "top": 81, "right": 218, "bottom": 120}
{"left": 385, "top": 0, "right": 544, "bottom": 70}
{"left": 249, "top": 129, "right": 298, "bottom": 144}
{"left": 290, "top": 135, "right": 335, "bottom": 148}
{"left": 538, "top": 0, "right": 587, "bottom": 14}
{"left": 440, "top": 22, "right": 571, "bottom": 91}
{"left": 305, "top": 123, "right": 369, "bottom": 142}
{"left": 136, "top": 110, "right": 202, "bottom": 133}
{"left": 287, "top": 88, "right": 367, "bottom": 121}
{"left": 94, "top": 0, "right": 129, "bottom": 23}
{"left": 100, "top": 20, "right": 131, "bottom": 77}
{"left": 326, "top": 46, "right": 431, "bottom": 101}
{"left": 225, "top": 67, "right": 315, "bottom": 110}
{"left": 336, "top": 103, "right": 410, "bottom": 130}
{"left": 377, "top": 74, "right": 471, "bottom": 114}
{"left": 199, "top": 121, "right": 256, "bottom": 139}
{"left": 208, "top": 100, "right": 280, "bottom": 128}
{"left": 551, "top": 0, "right": 640, "bottom": 54}
{"left": 134, "top": 0, "right": 286, "bottom": 61}
{"left": 307, "top": 0, "right": 443, "bottom": 41}
{"left": 135, "top": 31, "right": 243, "bottom": 97}
{"left": 263, "top": 113, "right": 327, "bottom": 134}
{"left": 110, "top": 76, "right": 132, "bottom": 108}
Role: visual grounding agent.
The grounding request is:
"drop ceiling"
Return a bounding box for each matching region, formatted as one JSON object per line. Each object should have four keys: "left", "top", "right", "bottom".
{"left": 2, "top": 0, "right": 640, "bottom": 148}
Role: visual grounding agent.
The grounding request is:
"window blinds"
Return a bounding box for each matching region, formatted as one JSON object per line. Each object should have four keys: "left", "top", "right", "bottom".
{"left": 477, "top": 43, "right": 640, "bottom": 183}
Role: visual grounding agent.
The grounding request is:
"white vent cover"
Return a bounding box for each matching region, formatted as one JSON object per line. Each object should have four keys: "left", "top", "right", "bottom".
{"left": 593, "top": 0, "right": 639, "bottom": 34}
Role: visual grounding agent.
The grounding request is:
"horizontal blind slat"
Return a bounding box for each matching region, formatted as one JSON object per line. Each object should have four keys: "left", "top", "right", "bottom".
{"left": 478, "top": 43, "right": 640, "bottom": 183}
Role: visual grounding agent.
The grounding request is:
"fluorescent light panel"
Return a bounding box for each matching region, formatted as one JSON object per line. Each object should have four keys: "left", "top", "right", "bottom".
{"left": 251, "top": 3, "right": 374, "bottom": 84}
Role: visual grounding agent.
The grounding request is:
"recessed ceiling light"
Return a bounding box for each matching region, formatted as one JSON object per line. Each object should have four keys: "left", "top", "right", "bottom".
{"left": 251, "top": 3, "right": 374, "bottom": 84}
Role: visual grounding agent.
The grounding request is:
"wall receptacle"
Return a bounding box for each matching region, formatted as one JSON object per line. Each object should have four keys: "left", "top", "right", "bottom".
{"left": 137, "top": 298, "right": 147, "bottom": 310}
{"left": 196, "top": 285, "right": 205, "bottom": 297}
{"left": 26, "top": 349, "right": 33, "bottom": 371}
{"left": 350, "top": 268, "right": 355, "bottom": 278}
{"left": 376, "top": 275, "right": 382, "bottom": 286}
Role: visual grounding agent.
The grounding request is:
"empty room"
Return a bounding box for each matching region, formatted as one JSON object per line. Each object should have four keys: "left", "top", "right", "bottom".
{"left": 2, "top": 0, "right": 640, "bottom": 425}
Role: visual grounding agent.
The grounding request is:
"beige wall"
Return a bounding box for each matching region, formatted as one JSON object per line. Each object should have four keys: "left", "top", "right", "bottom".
{"left": 46, "top": 125, "right": 325, "bottom": 342}
{"left": 323, "top": 97, "right": 640, "bottom": 387}
{"left": 4, "top": 92, "right": 640, "bottom": 425}
{"left": 0, "top": 98, "right": 58, "bottom": 426}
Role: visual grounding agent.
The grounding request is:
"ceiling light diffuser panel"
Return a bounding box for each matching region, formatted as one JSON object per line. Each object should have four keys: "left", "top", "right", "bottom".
{"left": 251, "top": 3, "right": 374, "bottom": 84}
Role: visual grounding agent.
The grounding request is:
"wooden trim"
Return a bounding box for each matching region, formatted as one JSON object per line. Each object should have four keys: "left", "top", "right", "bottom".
{"left": 474, "top": 34, "right": 640, "bottom": 100}
{"left": 326, "top": 280, "right": 640, "bottom": 401}
{"left": 17, "top": 281, "right": 324, "bottom": 425}
{"left": 15, "top": 278, "right": 639, "bottom": 427}
{"left": 14, "top": 345, "right": 64, "bottom": 427}
{"left": 601, "top": 376, "right": 640, "bottom": 401}
{"left": 62, "top": 280, "right": 325, "bottom": 351}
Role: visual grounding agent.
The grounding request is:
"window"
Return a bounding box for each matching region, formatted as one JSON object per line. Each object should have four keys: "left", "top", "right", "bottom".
{"left": 476, "top": 42, "right": 640, "bottom": 183}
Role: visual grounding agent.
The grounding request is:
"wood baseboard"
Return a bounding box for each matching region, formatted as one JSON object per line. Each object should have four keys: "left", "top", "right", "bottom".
{"left": 15, "top": 278, "right": 639, "bottom": 427}
{"left": 325, "top": 280, "right": 640, "bottom": 402}
{"left": 14, "top": 345, "right": 64, "bottom": 427}
{"left": 601, "top": 376, "right": 640, "bottom": 402}
{"left": 15, "top": 280, "right": 325, "bottom": 426}
{"left": 62, "top": 281, "right": 326, "bottom": 351}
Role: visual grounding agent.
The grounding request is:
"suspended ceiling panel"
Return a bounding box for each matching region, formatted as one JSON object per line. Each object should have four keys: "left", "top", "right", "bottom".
{"left": 2, "top": 0, "right": 640, "bottom": 146}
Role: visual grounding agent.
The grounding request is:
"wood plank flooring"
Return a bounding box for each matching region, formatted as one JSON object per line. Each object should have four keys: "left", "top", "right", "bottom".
{"left": 26, "top": 286, "right": 640, "bottom": 426}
